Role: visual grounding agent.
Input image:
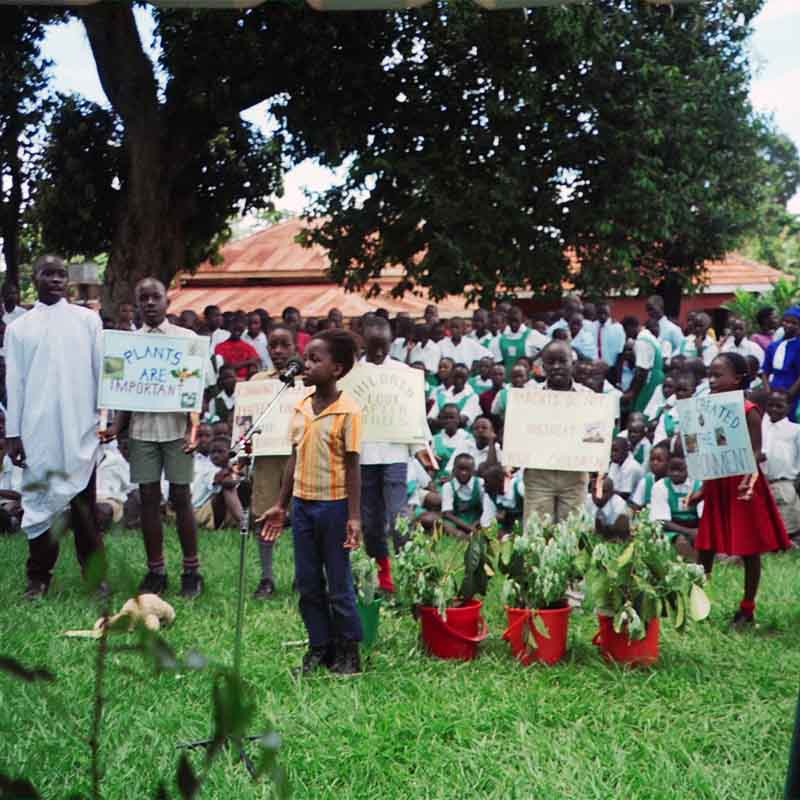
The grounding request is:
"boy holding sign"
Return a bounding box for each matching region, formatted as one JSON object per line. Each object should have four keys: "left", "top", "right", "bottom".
{"left": 688, "top": 353, "right": 791, "bottom": 625}
{"left": 103, "top": 278, "right": 204, "bottom": 599}
{"left": 522, "top": 340, "right": 594, "bottom": 524}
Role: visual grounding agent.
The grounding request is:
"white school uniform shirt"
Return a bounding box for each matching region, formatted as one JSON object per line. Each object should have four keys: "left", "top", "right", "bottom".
{"left": 446, "top": 441, "right": 503, "bottom": 474}
{"left": 762, "top": 416, "right": 800, "bottom": 482}
{"left": 607, "top": 454, "right": 644, "bottom": 495}
{"left": 0, "top": 454, "right": 23, "bottom": 494}
{"left": 210, "top": 328, "right": 231, "bottom": 349}
{"left": 439, "top": 336, "right": 492, "bottom": 368}
{"left": 4, "top": 299, "right": 102, "bottom": 540}
{"left": 360, "top": 355, "right": 412, "bottom": 465}
{"left": 593, "top": 319, "right": 626, "bottom": 368}
{"left": 428, "top": 384, "right": 482, "bottom": 426}
{"left": 657, "top": 316, "right": 684, "bottom": 355}
{"left": 96, "top": 443, "right": 132, "bottom": 503}
{"left": 498, "top": 471, "right": 524, "bottom": 511}
{"left": 242, "top": 331, "right": 272, "bottom": 371}
{"left": 570, "top": 326, "right": 598, "bottom": 360}
{"left": 469, "top": 330, "right": 498, "bottom": 353}
{"left": 653, "top": 402, "right": 680, "bottom": 447}
{"left": 651, "top": 477, "right": 704, "bottom": 521}
{"left": 3, "top": 305, "right": 26, "bottom": 327}
{"left": 603, "top": 380, "right": 623, "bottom": 423}
{"left": 190, "top": 453, "right": 222, "bottom": 510}
{"left": 679, "top": 335, "right": 719, "bottom": 367}
{"left": 721, "top": 337, "right": 764, "bottom": 368}
{"left": 441, "top": 475, "right": 497, "bottom": 528}
{"left": 643, "top": 384, "right": 666, "bottom": 421}
{"left": 618, "top": 431, "right": 652, "bottom": 471}
{"left": 584, "top": 493, "right": 629, "bottom": 527}
{"left": 489, "top": 325, "right": 550, "bottom": 363}
{"left": 390, "top": 337, "right": 408, "bottom": 362}
{"left": 409, "top": 339, "right": 442, "bottom": 374}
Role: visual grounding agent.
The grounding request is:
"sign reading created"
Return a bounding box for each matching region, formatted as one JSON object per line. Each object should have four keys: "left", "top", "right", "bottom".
{"left": 99, "top": 331, "right": 209, "bottom": 413}
{"left": 338, "top": 363, "right": 429, "bottom": 444}
{"left": 503, "top": 388, "right": 616, "bottom": 472}
{"left": 676, "top": 390, "right": 756, "bottom": 481}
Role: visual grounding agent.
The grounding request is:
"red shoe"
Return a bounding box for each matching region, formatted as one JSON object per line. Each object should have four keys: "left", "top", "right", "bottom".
{"left": 377, "top": 557, "right": 396, "bottom": 593}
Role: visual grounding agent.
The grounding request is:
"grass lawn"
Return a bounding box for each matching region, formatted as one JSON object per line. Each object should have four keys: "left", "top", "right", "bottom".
{"left": 1, "top": 527, "right": 799, "bottom": 799}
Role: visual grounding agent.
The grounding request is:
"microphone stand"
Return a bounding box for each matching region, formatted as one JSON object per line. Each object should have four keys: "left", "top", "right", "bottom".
{"left": 177, "top": 375, "right": 297, "bottom": 777}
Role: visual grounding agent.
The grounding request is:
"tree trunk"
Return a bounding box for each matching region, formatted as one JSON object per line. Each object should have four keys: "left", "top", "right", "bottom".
{"left": 1, "top": 116, "right": 23, "bottom": 286}
{"left": 658, "top": 271, "right": 683, "bottom": 321}
{"left": 78, "top": 5, "right": 187, "bottom": 315}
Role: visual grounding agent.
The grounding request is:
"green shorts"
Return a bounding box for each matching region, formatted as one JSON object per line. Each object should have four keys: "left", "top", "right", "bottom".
{"left": 129, "top": 438, "right": 194, "bottom": 486}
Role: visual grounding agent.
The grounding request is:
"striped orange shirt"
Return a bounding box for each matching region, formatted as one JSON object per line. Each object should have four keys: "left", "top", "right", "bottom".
{"left": 290, "top": 391, "right": 362, "bottom": 501}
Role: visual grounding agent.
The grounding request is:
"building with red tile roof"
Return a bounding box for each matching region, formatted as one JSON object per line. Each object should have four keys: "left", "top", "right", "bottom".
{"left": 168, "top": 218, "right": 785, "bottom": 324}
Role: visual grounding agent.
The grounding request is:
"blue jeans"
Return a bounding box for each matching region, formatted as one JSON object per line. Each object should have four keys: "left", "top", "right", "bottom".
{"left": 361, "top": 462, "right": 408, "bottom": 559}
{"left": 292, "top": 498, "right": 362, "bottom": 648}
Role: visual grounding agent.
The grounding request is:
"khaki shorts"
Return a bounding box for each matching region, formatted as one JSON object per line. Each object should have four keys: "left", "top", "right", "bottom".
{"left": 251, "top": 455, "right": 289, "bottom": 518}
{"left": 129, "top": 438, "right": 194, "bottom": 486}
{"left": 523, "top": 468, "right": 588, "bottom": 526}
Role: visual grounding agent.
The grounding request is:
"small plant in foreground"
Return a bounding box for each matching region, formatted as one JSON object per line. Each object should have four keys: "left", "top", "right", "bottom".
{"left": 578, "top": 511, "right": 711, "bottom": 640}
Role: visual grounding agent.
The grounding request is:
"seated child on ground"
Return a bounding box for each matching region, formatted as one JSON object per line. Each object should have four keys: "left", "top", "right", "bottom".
{"left": 429, "top": 363, "right": 481, "bottom": 429}
{"left": 623, "top": 412, "right": 652, "bottom": 469}
{"left": 496, "top": 468, "right": 524, "bottom": 533}
{"left": 96, "top": 440, "right": 134, "bottom": 532}
{"left": 406, "top": 451, "right": 441, "bottom": 531}
{"left": 446, "top": 415, "right": 502, "bottom": 476}
{"left": 431, "top": 404, "right": 476, "bottom": 483}
{"left": 650, "top": 452, "right": 703, "bottom": 561}
{"left": 0, "top": 434, "right": 22, "bottom": 533}
{"left": 607, "top": 437, "right": 644, "bottom": 501}
{"left": 761, "top": 389, "right": 800, "bottom": 538}
{"left": 469, "top": 356, "right": 496, "bottom": 395}
{"left": 205, "top": 365, "right": 238, "bottom": 426}
{"left": 440, "top": 453, "right": 497, "bottom": 536}
{"left": 585, "top": 477, "right": 631, "bottom": 539}
{"left": 194, "top": 422, "right": 213, "bottom": 459}
{"left": 188, "top": 436, "right": 244, "bottom": 530}
{"left": 629, "top": 441, "right": 670, "bottom": 512}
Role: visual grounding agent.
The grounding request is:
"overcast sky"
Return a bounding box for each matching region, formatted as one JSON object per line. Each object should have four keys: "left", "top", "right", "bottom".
{"left": 40, "top": 0, "right": 800, "bottom": 215}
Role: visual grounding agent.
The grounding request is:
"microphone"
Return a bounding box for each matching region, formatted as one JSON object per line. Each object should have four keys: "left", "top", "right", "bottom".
{"left": 279, "top": 356, "right": 304, "bottom": 385}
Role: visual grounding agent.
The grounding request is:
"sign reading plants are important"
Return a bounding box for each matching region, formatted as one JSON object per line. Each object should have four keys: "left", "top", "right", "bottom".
{"left": 231, "top": 379, "right": 309, "bottom": 456}
{"left": 99, "top": 330, "right": 209, "bottom": 413}
{"left": 676, "top": 390, "right": 756, "bottom": 481}
{"left": 503, "top": 388, "right": 616, "bottom": 472}
{"left": 338, "top": 363, "right": 429, "bottom": 444}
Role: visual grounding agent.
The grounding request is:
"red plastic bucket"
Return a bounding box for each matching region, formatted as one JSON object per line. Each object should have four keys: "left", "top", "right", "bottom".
{"left": 417, "top": 600, "right": 488, "bottom": 661}
{"left": 502, "top": 605, "right": 572, "bottom": 666}
{"left": 592, "top": 614, "right": 660, "bottom": 666}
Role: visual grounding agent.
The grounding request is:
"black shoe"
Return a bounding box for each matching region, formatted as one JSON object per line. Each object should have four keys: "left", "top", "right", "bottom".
{"left": 23, "top": 579, "right": 49, "bottom": 600}
{"left": 732, "top": 609, "right": 755, "bottom": 628}
{"left": 330, "top": 640, "right": 362, "bottom": 677}
{"left": 295, "top": 645, "right": 333, "bottom": 677}
{"left": 138, "top": 571, "right": 168, "bottom": 596}
{"left": 180, "top": 571, "right": 204, "bottom": 599}
{"left": 253, "top": 578, "right": 276, "bottom": 600}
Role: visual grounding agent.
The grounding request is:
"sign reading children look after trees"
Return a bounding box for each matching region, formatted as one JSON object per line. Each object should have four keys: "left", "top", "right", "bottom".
{"left": 503, "top": 388, "right": 616, "bottom": 472}
{"left": 338, "top": 363, "right": 429, "bottom": 444}
{"left": 99, "top": 331, "right": 209, "bottom": 413}
{"left": 676, "top": 390, "right": 757, "bottom": 481}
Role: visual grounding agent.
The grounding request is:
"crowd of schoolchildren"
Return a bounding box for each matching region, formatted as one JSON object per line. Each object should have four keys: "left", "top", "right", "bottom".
{"left": 3, "top": 279, "right": 799, "bottom": 657}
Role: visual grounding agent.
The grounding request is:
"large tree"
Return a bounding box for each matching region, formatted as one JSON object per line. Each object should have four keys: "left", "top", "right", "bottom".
{"left": 24, "top": 0, "right": 781, "bottom": 311}
{"left": 0, "top": 8, "right": 59, "bottom": 285}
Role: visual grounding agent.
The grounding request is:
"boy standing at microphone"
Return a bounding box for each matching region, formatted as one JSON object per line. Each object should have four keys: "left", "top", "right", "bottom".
{"left": 261, "top": 330, "right": 364, "bottom": 675}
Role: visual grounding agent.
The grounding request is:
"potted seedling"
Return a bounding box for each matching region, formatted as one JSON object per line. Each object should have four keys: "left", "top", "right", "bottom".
{"left": 394, "top": 521, "right": 495, "bottom": 661}
{"left": 351, "top": 548, "right": 381, "bottom": 648}
{"left": 499, "top": 514, "right": 583, "bottom": 665}
{"left": 580, "top": 511, "right": 710, "bottom": 666}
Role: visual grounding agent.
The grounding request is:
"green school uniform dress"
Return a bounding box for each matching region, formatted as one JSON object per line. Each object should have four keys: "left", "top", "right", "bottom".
{"left": 469, "top": 375, "right": 493, "bottom": 395}
{"left": 431, "top": 385, "right": 477, "bottom": 416}
{"left": 499, "top": 328, "right": 530, "bottom": 378}
{"left": 432, "top": 430, "right": 475, "bottom": 483}
{"left": 451, "top": 477, "right": 484, "bottom": 526}
{"left": 663, "top": 477, "right": 703, "bottom": 540}
{"left": 633, "top": 330, "right": 665, "bottom": 414}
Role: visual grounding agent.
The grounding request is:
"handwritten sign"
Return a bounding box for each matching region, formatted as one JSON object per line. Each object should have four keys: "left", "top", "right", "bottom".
{"left": 99, "top": 331, "right": 209, "bottom": 413}
{"left": 503, "top": 388, "right": 615, "bottom": 472}
{"left": 338, "top": 363, "right": 429, "bottom": 444}
{"left": 676, "top": 390, "right": 756, "bottom": 481}
{"left": 230, "top": 379, "right": 309, "bottom": 456}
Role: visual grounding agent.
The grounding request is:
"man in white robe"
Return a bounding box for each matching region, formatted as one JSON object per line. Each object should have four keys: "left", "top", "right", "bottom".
{"left": 5, "top": 255, "right": 104, "bottom": 599}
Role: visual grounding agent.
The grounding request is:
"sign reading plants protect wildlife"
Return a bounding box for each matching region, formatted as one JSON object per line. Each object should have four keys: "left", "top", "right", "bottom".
{"left": 231, "top": 379, "right": 309, "bottom": 456}
{"left": 676, "top": 390, "right": 757, "bottom": 481}
{"left": 99, "top": 331, "right": 209, "bottom": 413}
{"left": 339, "top": 363, "right": 429, "bottom": 444}
{"left": 503, "top": 388, "right": 616, "bottom": 472}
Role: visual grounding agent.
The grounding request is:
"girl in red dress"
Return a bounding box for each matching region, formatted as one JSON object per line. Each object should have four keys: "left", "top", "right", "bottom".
{"left": 691, "top": 352, "right": 792, "bottom": 626}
